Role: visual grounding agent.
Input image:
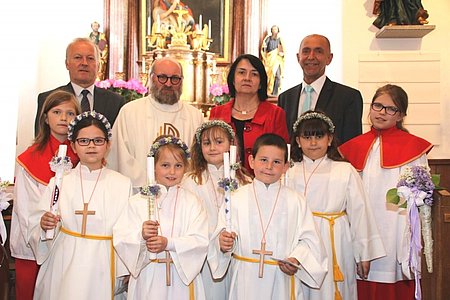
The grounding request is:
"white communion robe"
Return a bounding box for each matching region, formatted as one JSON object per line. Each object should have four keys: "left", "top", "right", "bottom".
{"left": 208, "top": 179, "right": 327, "bottom": 300}
{"left": 107, "top": 96, "right": 204, "bottom": 189}
{"left": 10, "top": 167, "right": 46, "bottom": 261}
{"left": 113, "top": 185, "right": 209, "bottom": 300}
{"left": 183, "top": 164, "right": 237, "bottom": 300}
{"left": 287, "top": 156, "right": 386, "bottom": 300}
{"left": 28, "top": 164, "right": 132, "bottom": 300}
{"left": 361, "top": 139, "right": 428, "bottom": 283}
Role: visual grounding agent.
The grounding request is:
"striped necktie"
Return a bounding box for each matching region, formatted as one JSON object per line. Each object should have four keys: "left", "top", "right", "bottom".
{"left": 81, "top": 90, "right": 90, "bottom": 112}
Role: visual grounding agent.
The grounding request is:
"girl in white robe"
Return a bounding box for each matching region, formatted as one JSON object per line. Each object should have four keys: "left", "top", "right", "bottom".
{"left": 183, "top": 120, "right": 252, "bottom": 300}
{"left": 113, "top": 136, "right": 209, "bottom": 299}
{"left": 28, "top": 111, "right": 132, "bottom": 300}
{"left": 208, "top": 133, "right": 327, "bottom": 300}
{"left": 339, "top": 85, "right": 433, "bottom": 300}
{"left": 287, "top": 111, "right": 385, "bottom": 300}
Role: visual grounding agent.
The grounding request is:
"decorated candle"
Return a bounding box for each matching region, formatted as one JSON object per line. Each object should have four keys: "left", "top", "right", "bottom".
{"left": 147, "top": 156, "right": 155, "bottom": 184}
{"left": 223, "top": 152, "right": 230, "bottom": 178}
{"left": 284, "top": 144, "right": 291, "bottom": 185}
{"left": 230, "top": 145, "right": 237, "bottom": 179}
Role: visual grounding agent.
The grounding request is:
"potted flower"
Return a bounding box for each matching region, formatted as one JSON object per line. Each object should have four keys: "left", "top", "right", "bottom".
{"left": 209, "top": 83, "right": 231, "bottom": 105}
{"left": 95, "top": 78, "right": 148, "bottom": 103}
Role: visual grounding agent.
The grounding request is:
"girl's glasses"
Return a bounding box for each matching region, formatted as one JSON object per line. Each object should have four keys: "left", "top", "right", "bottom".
{"left": 371, "top": 102, "right": 399, "bottom": 116}
{"left": 75, "top": 137, "right": 107, "bottom": 146}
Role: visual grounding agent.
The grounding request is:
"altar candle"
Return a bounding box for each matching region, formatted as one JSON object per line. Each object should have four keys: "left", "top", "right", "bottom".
{"left": 147, "top": 156, "right": 155, "bottom": 184}
{"left": 118, "top": 57, "right": 123, "bottom": 73}
{"left": 230, "top": 145, "right": 236, "bottom": 179}
{"left": 223, "top": 152, "right": 230, "bottom": 178}
{"left": 208, "top": 20, "right": 211, "bottom": 38}
{"left": 147, "top": 16, "right": 151, "bottom": 35}
{"left": 199, "top": 14, "right": 202, "bottom": 32}
{"left": 156, "top": 14, "right": 161, "bottom": 33}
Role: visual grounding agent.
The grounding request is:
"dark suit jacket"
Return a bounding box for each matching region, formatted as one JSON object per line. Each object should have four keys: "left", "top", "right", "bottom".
{"left": 34, "top": 83, "right": 125, "bottom": 136}
{"left": 277, "top": 77, "right": 363, "bottom": 144}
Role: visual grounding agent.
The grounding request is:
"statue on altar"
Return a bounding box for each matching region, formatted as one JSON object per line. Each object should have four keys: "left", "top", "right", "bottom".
{"left": 372, "top": 0, "right": 429, "bottom": 29}
{"left": 89, "top": 21, "right": 108, "bottom": 81}
{"left": 261, "top": 25, "right": 285, "bottom": 96}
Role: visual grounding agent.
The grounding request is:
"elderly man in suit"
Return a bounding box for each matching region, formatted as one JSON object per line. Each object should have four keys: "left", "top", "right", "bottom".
{"left": 34, "top": 37, "right": 124, "bottom": 136}
{"left": 277, "top": 34, "right": 363, "bottom": 144}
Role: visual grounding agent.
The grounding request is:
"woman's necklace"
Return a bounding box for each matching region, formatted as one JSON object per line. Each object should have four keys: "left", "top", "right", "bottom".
{"left": 232, "top": 105, "right": 258, "bottom": 115}
{"left": 207, "top": 171, "right": 222, "bottom": 211}
{"left": 301, "top": 156, "right": 326, "bottom": 196}
{"left": 75, "top": 166, "right": 103, "bottom": 236}
{"left": 252, "top": 181, "right": 281, "bottom": 278}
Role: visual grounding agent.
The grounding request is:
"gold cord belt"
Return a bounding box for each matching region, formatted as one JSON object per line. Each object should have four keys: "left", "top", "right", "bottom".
{"left": 60, "top": 226, "right": 115, "bottom": 300}
{"left": 233, "top": 254, "right": 296, "bottom": 300}
{"left": 312, "top": 211, "right": 346, "bottom": 300}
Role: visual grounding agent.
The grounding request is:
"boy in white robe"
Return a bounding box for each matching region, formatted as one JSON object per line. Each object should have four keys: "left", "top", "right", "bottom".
{"left": 113, "top": 136, "right": 209, "bottom": 299}
{"left": 208, "top": 133, "right": 327, "bottom": 299}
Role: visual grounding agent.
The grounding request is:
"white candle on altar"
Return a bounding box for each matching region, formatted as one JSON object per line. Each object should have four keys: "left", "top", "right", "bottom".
{"left": 199, "top": 14, "right": 202, "bottom": 32}
{"left": 223, "top": 152, "right": 230, "bottom": 178}
{"left": 156, "top": 14, "right": 161, "bottom": 33}
{"left": 230, "top": 145, "right": 236, "bottom": 179}
{"left": 118, "top": 57, "right": 123, "bottom": 73}
{"left": 147, "top": 157, "right": 155, "bottom": 184}
{"left": 147, "top": 17, "right": 151, "bottom": 35}
{"left": 208, "top": 20, "right": 211, "bottom": 38}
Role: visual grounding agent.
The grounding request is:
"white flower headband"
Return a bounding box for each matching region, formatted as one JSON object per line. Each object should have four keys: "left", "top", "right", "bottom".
{"left": 292, "top": 111, "right": 335, "bottom": 134}
{"left": 148, "top": 136, "right": 190, "bottom": 158}
{"left": 68, "top": 111, "right": 112, "bottom": 141}
{"left": 195, "top": 120, "right": 235, "bottom": 144}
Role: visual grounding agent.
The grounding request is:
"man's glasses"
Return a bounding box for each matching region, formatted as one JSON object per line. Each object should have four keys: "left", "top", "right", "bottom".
{"left": 153, "top": 74, "right": 183, "bottom": 85}
{"left": 75, "top": 137, "right": 107, "bottom": 146}
{"left": 371, "top": 102, "right": 399, "bottom": 116}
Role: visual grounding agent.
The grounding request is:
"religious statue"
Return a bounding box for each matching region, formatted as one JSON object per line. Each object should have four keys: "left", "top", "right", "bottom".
{"left": 372, "top": 0, "right": 429, "bottom": 29}
{"left": 261, "top": 25, "right": 285, "bottom": 96}
{"left": 152, "top": 0, "right": 195, "bottom": 34}
{"left": 89, "top": 21, "right": 108, "bottom": 81}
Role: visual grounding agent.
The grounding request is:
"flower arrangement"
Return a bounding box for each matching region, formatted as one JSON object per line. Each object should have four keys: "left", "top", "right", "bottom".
{"left": 209, "top": 83, "right": 231, "bottom": 105}
{"left": 386, "top": 165, "right": 440, "bottom": 279}
{"left": 0, "top": 178, "right": 13, "bottom": 245}
{"left": 140, "top": 184, "right": 161, "bottom": 197}
{"left": 218, "top": 177, "right": 239, "bottom": 192}
{"left": 95, "top": 78, "right": 148, "bottom": 103}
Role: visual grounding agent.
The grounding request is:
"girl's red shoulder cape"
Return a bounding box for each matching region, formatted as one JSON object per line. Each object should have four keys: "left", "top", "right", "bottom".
{"left": 17, "top": 136, "right": 79, "bottom": 185}
{"left": 338, "top": 126, "right": 433, "bottom": 171}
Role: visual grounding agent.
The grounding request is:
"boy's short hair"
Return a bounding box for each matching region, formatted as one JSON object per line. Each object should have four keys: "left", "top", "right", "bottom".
{"left": 252, "top": 133, "right": 288, "bottom": 163}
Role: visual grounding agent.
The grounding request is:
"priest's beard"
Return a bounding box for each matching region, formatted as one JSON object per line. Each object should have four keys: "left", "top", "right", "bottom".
{"left": 151, "top": 83, "right": 182, "bottom": 105}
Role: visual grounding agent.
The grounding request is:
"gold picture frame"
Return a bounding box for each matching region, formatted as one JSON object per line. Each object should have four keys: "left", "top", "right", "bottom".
{"left": 140, "top": 0, "right": 232, "bottom": 64}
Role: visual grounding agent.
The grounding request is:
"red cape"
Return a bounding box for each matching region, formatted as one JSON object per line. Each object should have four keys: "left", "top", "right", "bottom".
{"left": 339, "top": 126, "right": 433, "bottom": 171}
{"left": 17, "top": 135, "right": 79, "bottom": 185}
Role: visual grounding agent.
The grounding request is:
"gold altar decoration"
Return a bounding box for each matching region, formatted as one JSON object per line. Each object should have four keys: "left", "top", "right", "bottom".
{"left": 143, "top": 4, "right": 218, "bottom": 105}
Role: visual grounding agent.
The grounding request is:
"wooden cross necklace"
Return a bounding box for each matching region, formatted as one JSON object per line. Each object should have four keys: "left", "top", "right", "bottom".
{"left": 301, "top": 156, "right": 326, "bottom": 196}
{"left": 155, "top": 186, "right": 179, "bottom": 286}
{"left": 75, "top": 166, "right": 102, "bottom": 236}
{"left": 207, "top": 171, "right": 223, "bottom": 211}
{"left": 252, "top": 181, "right": 281, "bottom": 278}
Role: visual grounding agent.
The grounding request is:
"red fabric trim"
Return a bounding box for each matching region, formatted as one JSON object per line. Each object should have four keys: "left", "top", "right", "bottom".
{"left": 17, "top": 135, "right": 79, "bottom": 185}
{"left": 357, "top": 279, "right": 415, "bottom": 300}
{"left": 339, "top": 127, "right": 432, "bottom": 171}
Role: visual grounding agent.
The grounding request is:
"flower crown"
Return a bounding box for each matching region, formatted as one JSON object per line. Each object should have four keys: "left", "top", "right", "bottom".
{"left": 148, "top": 136, "right": 190, "bottom": 158}
{"left": 68, "top": 111, "right": 112, "bottom": 141}
{"left": 195, "top": 120, "right": 235, "bottom": 144}
{"left": 292, "top": 111, "right": 335, "bottom": 134}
